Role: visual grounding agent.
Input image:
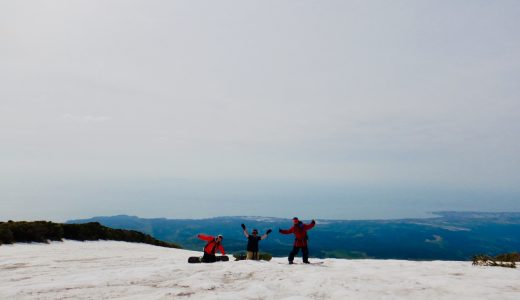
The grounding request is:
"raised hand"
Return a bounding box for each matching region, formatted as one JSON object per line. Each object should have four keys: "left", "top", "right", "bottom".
{"left": 241, "top": 224, "right": 246, "bottom": 230}
{"left": 266, "top": 229, "right": 272, "bottom": 235}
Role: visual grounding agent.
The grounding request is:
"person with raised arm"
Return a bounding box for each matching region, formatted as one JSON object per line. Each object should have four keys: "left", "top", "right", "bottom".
{"left": 197, "top": 234, "right": 225, "bottom": 263}
{"left": 279, "top": 217, "right": 316, "bottom": 264}
{"left": 241, "top": 223, "right": 272, "bottom": 260}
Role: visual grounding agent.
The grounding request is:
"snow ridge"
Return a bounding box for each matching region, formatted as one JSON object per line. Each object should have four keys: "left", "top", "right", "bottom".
{"left": 1, "top": 241, "right": 519, "bottom": 300}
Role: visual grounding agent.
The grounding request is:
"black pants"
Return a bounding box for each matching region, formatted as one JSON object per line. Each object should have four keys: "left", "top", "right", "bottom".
{"left": 288, "top": 246, "right": 309, "bottom": 263}
{"left": 202, "top": 252, "right": 217, "bottom": 263}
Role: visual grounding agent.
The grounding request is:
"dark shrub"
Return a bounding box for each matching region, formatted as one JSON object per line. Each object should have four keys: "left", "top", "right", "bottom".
{"left": 7, "top": 221, "right": 62, "bottom": 243}
{"left": 0, "top": 221, "right": 181, "bottom": 249}
{"left": 63, "top": 222, "right": 105, "bottom": 241}
{"left": 495, "top": 252, "right": 520, "bottom": 262}
{"left": 0, "top": 227, "right": 14, "bottom": 244}
{"left": 473, "top": 253, "right": 517, "bottom": 268}
{"left": 233, "top": 252, "right": 272, "bottom": 261}
{"left": 259, "top": 252, "right": 273, "bottom": 261}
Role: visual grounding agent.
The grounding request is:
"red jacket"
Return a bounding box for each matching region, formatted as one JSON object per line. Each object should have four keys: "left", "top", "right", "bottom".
{"left": 280, "top": 220, "right": 315, "bottom": 247}
{"left": 197, "top": 234, "right": 225, "bottom": 255}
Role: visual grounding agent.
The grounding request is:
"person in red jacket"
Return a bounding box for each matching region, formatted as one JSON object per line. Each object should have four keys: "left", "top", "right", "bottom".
{"left": 279, "top": 217, "right": 316, "bottom": 264}
{"left": 197, "top": 234, "right": 225, "bottom": 263}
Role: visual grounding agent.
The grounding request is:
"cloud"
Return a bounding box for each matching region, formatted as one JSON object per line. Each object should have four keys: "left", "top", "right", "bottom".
{"left": 154, "top": 136, "right": 170, "bottom": 143}
{"left": 62, "top": 113, "right": 111, "bottom": 123}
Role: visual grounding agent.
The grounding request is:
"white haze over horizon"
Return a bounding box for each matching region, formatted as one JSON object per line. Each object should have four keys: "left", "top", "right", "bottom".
{"left": 1, "top": 0, "right": 520, "bottom": 222}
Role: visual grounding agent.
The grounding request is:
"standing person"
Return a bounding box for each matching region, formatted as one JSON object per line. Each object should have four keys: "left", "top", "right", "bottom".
{"left": 241, "top": 224, "right": 272, "bottom": 260}
{"left": 279, "top": 217, "right": 316, "bottom": 264}
{"left": 197, "top": 234, "right": 225, "bottom": 263}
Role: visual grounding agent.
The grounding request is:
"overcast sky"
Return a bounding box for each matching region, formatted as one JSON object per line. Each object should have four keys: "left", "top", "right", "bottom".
{"left": 1, "top": 0, "right": 519, "bottom": 221}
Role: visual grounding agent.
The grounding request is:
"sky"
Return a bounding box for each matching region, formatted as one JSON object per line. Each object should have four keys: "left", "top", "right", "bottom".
{"left": 1, "top": 0, "right": 519, "bottom": 221}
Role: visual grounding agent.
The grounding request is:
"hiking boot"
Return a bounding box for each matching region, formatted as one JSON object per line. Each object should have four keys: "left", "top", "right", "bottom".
{"left": 303, "top": 261, "right": 310, "bottom": 264}
{"left": 289, "top": 261, "right": 294, "bottom": 265}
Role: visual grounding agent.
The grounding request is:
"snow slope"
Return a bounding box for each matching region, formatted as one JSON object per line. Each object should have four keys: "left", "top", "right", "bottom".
{"left": 1, "top": 241, "right": 518, "bottom": 299}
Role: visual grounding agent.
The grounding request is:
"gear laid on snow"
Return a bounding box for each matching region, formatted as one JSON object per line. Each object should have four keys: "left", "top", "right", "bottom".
{"left": 188, "top": 255, "right": 229, "bottom": 263}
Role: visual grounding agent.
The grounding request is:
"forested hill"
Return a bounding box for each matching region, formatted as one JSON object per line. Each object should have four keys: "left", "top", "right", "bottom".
{"left": 0, "top": 221, "right": 181, "bottom": 249}
{"left": 67, "top": 212, "right": 520, "bottom": 260}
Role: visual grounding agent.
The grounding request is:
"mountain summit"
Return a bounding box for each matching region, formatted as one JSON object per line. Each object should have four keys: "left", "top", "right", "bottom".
{"left": 1, "top": 241, "right": 518, "bottom": 299}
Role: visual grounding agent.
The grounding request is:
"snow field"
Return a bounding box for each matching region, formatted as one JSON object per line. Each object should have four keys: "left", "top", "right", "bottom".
{"left": 1, "top": 241, "right": 519, "bottom": 299}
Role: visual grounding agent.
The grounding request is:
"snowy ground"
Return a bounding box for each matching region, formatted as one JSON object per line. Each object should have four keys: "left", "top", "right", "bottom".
{"left": 1, "top": 241, "right": 519, "bottom": 300}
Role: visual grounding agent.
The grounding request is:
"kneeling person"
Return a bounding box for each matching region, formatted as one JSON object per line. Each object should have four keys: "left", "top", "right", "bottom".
{"left": 197, "top": 234, "right": 225, "bottom": 263}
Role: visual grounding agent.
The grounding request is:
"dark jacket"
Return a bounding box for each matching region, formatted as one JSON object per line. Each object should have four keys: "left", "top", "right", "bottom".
{"left": 247, "top": 235, "right": 262, "bottom": 252}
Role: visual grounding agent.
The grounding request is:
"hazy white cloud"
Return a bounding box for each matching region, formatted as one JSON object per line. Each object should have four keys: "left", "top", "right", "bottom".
{"left": 62, "top": 113, "right": 111, "bottom": 123}
{"left": 1, "top": 0, "right": 519, "bottom": 220}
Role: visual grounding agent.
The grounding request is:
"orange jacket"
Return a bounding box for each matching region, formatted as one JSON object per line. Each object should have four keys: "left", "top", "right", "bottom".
{"left": 197, "top": 234, "right": 225, "bottom": 255}
{"left": 279, "top": 220, "right": 315, "bottom": 247}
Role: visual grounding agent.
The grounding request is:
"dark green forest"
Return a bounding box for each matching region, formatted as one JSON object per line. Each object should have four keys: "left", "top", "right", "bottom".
{"left": 0, "top": 221, "right": 181, "bottom": 249}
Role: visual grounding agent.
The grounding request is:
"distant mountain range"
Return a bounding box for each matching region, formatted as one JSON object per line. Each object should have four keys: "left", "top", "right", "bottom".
{"left": 67, "top": 211, "right": 520, "bottom": 260}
